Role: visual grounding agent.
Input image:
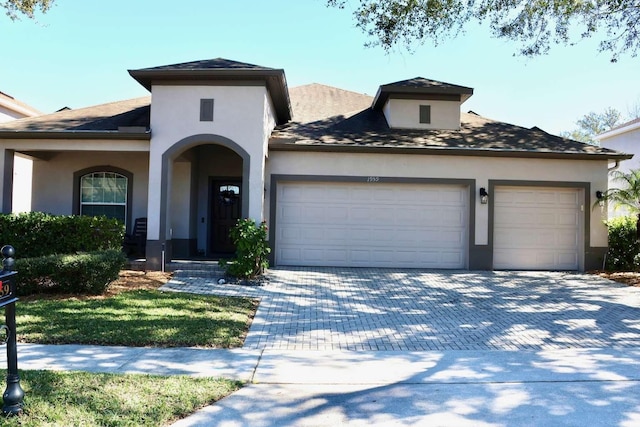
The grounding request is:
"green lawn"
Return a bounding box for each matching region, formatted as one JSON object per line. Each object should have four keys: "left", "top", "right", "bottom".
{"left": 16, "top": 290, "right": 258, "bottom": 347}
{"left": 0, "top": 369, "right": 242, "bottom": 427}
{"left": 3, "top": 282, "right": 256, "bottom": 424}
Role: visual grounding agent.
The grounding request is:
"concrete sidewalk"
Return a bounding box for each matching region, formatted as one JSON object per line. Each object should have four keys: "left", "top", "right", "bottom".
{"left": 7, "top": 344, "right": 640, "bottom": 426}
{"left": 6, "top": 343, "right": 260, "bottom": 380}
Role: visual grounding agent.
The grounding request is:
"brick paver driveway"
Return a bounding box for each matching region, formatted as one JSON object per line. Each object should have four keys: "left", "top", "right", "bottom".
{"left": 163, "top": 268, "right": 640, "bottom": 351}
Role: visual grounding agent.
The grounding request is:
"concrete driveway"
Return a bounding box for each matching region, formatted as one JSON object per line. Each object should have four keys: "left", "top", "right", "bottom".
{"left": 163, "top": 267, "right": 640, "bottom": 352}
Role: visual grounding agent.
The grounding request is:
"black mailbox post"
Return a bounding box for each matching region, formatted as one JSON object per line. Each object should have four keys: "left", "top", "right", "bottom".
{"left": 0, "top": 245, "right": 24, "bottom": 416}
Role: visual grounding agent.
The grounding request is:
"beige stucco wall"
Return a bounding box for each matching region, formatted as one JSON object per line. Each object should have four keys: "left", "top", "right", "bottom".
{"left": 266, "top": 151, "right": 610, "bottom": 248}
{"left": 383, "top": 99, "right": 461, "bottom": 130}
{"left": 170, "top": 161, "right": 191, "bottom": 240}
{"left": 0, "top": 138, "right": 149, "bottom": 214}
{"left": 148, "top": 84, "right": 277, "bottom": 240}
{"left": 31, "top": 151, "right": 149, "bottom": 225}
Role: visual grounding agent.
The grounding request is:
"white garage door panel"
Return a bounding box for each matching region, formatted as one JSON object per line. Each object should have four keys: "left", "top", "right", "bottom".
{"left": 494, "top": 187, "right": 581, "bottom": 270}
{"left": 276, "top": 182, "right": 468, "bottom": 268}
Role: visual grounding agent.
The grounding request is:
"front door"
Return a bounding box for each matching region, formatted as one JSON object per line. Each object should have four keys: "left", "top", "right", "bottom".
{"left": 210, "top": 180, "right": 242, "bottom": 254}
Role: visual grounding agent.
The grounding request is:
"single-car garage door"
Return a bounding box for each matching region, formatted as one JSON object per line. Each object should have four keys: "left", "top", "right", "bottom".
{"left": 275, "top": 181, "right": 469, "bottom": 268}
{"left": 493, "top": 186, "right": 582, "bottom": 270}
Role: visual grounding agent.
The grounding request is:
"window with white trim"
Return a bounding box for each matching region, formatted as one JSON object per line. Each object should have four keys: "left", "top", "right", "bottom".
{"left": 80, "top": 172, "right": 128, "bottom": 225}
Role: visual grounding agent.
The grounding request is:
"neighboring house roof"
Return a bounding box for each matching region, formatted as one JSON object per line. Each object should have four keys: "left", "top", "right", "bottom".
{"left": 0, "top": 90, "right": 43, "bottom": 119}
{"left": 0, "top": 97, "right": 150, "bottom": 139}
{"left": 128, "top": 57, "right": 291, "bottom": 124}
{"left": 271, "top": 84, "right": 630, "bottom": 160}
{"left": 372, "top": 77, "right": 474, "bottom": 110}
{"left": 596, "top": 116, "right": 640, "bottom": 141}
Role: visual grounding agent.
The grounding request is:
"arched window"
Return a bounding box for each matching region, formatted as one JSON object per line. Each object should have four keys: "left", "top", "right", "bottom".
{"left": 79, "top": 171, "right": 128, "bottom": 225}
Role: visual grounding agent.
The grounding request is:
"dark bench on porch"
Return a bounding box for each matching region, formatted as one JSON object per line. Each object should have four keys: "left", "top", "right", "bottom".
{"left": 123, "top": 217, "right": 147, "bottom": 257}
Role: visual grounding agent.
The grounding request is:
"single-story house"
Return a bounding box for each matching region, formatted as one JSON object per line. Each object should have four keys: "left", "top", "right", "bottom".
{"left": 0, "top": 58, "right": 631, "bottom": 271}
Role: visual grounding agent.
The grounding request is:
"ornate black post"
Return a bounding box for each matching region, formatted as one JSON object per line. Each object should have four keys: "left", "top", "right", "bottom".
{"left": 1, "top": 245, "right": 24, "bottom": 416}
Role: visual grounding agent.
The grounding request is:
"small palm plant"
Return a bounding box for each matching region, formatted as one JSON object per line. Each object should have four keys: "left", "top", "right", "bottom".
{"left": 600, "top": 169, "right": 640, "bottom": 215}
{"left": 598, "top": 169, "right": 640, "bottom": 270}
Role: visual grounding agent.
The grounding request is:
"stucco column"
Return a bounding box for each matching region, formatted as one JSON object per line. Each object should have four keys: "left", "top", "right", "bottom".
{"left": 247, "top": 154, "right": 265, "bottom": 221}
{"left": 145, "top": 149, "right": 164, "bottom": 270}
{"left": 0, "top": 149, "right": 15, "bottom": 214}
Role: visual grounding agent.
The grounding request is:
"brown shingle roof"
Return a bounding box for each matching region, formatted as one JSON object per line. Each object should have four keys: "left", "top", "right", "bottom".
{"left": 132, "top": 58, "right": 277, "bottom": 72}
{"left": 0, "top": 97, "right": 150, "bottom": 133}
{"left": 272, "top": 85, "right": 629, "bottom": 160}
{"left": 0, "top": 80, "right": 630, "bottom": 160}
{"left": 289, "top": 83, "right": 373, "bottom": 123}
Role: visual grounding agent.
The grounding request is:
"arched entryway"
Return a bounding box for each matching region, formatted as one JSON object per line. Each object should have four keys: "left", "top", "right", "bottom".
{"left": 156, "top": 134, "right": 250, "bottom": 263}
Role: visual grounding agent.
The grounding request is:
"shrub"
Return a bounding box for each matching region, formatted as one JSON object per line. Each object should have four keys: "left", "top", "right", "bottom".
{"left": 0, "top": 212, "right": 124, "bottom": 258}
{"left": 605, "top": 215, "right": 640, "bottom": 271}
{"left": 219, "top": 219, "right": 270, "bottom": 279}
{"left": 15, "top": 249, "right": 126, "bottom": 296}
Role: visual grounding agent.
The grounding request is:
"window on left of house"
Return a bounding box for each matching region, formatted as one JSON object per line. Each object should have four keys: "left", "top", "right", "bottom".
{"left": 80, "top": 172, "right": 128, "bottom": 226}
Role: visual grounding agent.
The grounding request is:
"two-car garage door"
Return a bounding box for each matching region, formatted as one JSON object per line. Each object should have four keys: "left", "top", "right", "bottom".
{"left": 275, "top": 181, "right": 468, "bottom": 268}
{"left": 274, "top": 181, "right": 583, "bottom": 270}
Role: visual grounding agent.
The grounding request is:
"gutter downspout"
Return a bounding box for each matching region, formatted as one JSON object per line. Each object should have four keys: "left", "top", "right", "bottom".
{"left": 608, "top": 160, "right": 620, "bottom": 173}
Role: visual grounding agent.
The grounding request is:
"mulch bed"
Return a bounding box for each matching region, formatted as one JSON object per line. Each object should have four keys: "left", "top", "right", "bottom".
{"left": 591, "top": 271, "right": 640, "bottom": 287}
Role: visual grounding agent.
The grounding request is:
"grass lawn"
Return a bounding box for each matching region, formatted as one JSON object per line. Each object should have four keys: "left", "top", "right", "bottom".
{"left": 0, "top": 369, "right": 242, "bottom": 427}
{"left": 0, "top": 271, "right": 256, "bottom": 425}
{"left": 16, "top": 272, "right": 258, "bottom": 348}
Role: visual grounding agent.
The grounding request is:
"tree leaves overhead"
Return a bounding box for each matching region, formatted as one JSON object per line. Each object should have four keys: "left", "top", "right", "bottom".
{"left": 327, "top": 0, "right": 640, "bottom": 61}
{"left": 2, "top": 0, "right": 54, "bottom": 20}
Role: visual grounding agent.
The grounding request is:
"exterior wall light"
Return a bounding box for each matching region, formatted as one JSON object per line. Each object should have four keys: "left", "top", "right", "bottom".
{"left": 595, "top": 190, "right": 604, "bottom": 201}
{"left": 479, "top": 187, "right": 489, "bottom": 204}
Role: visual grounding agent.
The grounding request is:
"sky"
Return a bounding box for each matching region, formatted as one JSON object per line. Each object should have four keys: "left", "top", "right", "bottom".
{"left": 2, "top": 0, "right": 639, "bottom": 135}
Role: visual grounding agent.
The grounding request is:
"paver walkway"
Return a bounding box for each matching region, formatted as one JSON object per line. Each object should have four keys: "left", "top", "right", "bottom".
{"left": 161, "top": 267, "right": 640, "bottom": 351}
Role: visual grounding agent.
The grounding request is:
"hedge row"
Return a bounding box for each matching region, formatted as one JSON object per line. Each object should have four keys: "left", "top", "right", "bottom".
{"left": 0, "top": 212, "right": 124, "bottom": 258}
{"left": 605, "top": 215, "right": 640, "bottom": 271}
{"left": 14, "top": 249, "right": 126, "bottom": 296}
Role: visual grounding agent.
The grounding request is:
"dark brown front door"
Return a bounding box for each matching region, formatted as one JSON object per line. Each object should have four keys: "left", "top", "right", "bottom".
{"left": 210, "top": 180, "right": 242, "bottom": 254}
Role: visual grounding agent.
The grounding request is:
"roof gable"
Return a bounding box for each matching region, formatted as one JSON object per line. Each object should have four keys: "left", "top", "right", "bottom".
{"left": 372, "top": 77, "right": 474, "bottom": 110}
{"left": 128, "top": 57, "right": 291, "bottom": 124}
{"left": 131, "top": 58, "right": 277, "bottom": 72}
